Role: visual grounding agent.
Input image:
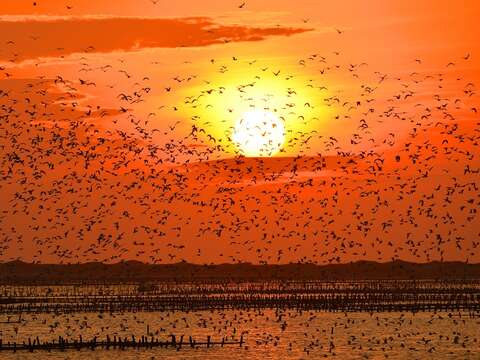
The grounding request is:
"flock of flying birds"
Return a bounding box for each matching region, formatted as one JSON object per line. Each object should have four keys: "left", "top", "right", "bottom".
{"left": 0, "top": 8, "right": 479, "bottom": 266}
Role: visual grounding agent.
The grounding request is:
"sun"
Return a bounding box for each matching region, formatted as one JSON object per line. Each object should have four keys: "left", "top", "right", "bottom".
{"left": 232, "top": 110, "right": 285, "bottom": 157}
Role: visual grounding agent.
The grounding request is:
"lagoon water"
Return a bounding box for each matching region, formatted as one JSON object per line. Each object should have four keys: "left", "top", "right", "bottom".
{"left": 1, "top": 309, "right": 479, "bottom": 359}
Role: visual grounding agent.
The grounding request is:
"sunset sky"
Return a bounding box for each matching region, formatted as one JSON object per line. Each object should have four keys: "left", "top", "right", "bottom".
{"left": 0, "top": 0, "right": 479, "bottom": 264}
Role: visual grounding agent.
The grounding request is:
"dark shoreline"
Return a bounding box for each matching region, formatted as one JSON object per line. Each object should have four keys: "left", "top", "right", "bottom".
{"left": 1, "top": 260, "right": 479, "bottom": 285}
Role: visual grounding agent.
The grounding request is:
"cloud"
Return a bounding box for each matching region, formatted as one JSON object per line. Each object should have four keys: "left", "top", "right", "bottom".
{"left": 0, "top": 16, "right": 312, "bottom": 63}
{"left": 173, "top": 155, "right": 357, "bottom": 188}
{"left": 0, "top": 78, "right": 125, "bottom": 125}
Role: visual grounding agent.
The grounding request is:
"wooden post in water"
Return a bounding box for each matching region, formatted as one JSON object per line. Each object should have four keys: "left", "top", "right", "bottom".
{"left": 207, "top": 335, "right": 211, "bottom": 348}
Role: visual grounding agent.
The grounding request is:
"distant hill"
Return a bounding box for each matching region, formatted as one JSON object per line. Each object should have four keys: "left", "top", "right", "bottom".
{"left": 0, "top": 260, "right": 479, "bottom": 284}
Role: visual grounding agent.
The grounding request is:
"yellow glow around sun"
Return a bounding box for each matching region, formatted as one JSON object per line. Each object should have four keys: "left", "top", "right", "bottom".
{"left": 179, "top": 58, "right": 335, "bottom": 156}
{"left": 233, "top": 110, "right": 285, "bottom": 157}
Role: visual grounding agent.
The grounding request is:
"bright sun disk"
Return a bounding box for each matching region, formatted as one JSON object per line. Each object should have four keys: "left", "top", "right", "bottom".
{"left": 232, "top": 110, "right": 285, "bottom": 157}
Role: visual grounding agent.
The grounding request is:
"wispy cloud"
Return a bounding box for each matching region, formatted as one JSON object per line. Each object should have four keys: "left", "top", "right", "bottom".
{"left": 0, "top": 16, "right": 312, "bottom": 63}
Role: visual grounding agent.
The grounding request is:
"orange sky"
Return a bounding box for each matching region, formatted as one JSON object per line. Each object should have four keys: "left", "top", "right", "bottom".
{"left": 0, "top": 0, "right": 479, "bottom": 264}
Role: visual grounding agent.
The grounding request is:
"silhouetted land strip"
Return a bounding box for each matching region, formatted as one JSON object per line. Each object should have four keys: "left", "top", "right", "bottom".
{"left": 1, "top": 260, "right": 480, "bottom": 284}
{"left": 0, "top": 334, "right": 244, "bottom": 353}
